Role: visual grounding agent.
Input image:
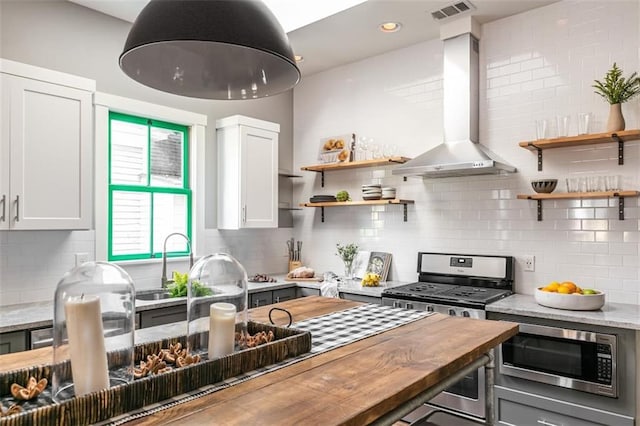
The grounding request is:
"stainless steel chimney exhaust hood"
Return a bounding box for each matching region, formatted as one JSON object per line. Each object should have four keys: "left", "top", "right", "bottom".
{"left": 393, "top": 32, "right": 516, "bottom": 178}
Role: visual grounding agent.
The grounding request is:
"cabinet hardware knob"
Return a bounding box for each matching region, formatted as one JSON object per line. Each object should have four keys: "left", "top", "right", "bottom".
{"left": 14, "top": 195, "right": 19, "bottom": 222}
{"left": 0, "top": 195, "right": 5, "bottom": 222}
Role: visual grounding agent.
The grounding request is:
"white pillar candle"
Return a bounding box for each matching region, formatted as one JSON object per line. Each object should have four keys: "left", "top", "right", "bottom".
{"left": 208, "top": 302, "right": 236, "bottom": 359}
{"left": 64, "top": 295, "right": 110, "bottom": 396}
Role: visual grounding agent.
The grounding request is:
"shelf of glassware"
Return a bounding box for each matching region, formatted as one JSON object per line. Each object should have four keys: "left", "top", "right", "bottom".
{"left": 300, "top": 156, "right": 411, "bottom": 187}
{"left": 519, "top": 129, "right": 640, "bottom": 171}
{"left": 300, "top": 199, "right": 414, "bottom": 223}
{"left": 517, "top": 190, "right": 639, "bottom": 221}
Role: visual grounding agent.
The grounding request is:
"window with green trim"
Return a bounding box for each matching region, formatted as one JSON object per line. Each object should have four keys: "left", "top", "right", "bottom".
{"left": 108, "top": 112, "right": 191, "bottom": 261}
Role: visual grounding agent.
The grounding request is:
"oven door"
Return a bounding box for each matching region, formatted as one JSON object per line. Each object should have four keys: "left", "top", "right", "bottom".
{"left": 499, "top": 322, "right": 617, "bottom": 397}
{"left": 429, "top": 364, "right": 485, "bottom": 418}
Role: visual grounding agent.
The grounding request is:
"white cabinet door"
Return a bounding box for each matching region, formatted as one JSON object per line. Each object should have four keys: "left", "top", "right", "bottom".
{"left": 0, "top": 74, "right": 9, "bottom": 230}
{"left": 217, "top": 115, "right": 279, "bottom": 229}
{"left": 0, "top": 70, "right": 92, "bottom": 230}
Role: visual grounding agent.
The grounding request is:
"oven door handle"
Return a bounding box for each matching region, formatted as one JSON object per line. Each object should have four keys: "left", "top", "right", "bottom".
{"left": 537, "top": 420, "right": 560, "bottom": 426}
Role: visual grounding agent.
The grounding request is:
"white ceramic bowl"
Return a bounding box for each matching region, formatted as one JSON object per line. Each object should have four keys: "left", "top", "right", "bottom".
{"left": 534, "top": 287, "right": 605, "bottom": 311}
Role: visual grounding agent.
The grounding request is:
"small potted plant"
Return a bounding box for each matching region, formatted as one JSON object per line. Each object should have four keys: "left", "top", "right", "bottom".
{"left": 336, "top": 243, "right": 358, "bottom": 280}
{"left": 592, "top": 63, "right": 640, "bottom": 132}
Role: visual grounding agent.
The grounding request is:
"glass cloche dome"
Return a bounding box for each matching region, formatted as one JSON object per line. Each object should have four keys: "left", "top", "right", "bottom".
{"left": 52, "top": 261, "right": 135, "bottom": 401}
{"left": 186, "top": 253, "right": 248, "bottom": 360}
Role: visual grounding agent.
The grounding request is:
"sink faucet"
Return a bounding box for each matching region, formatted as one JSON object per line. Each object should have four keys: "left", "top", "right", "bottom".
{"left": 161, "top": 232, "right": 194, "bottom": 288}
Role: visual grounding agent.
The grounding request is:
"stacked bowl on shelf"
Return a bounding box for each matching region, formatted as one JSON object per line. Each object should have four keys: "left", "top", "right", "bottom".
{"left": 381, "top": 187, "right": 396, "bottom": 199}
{"left": 362, "top": 184, "right": 382, "bottom": 200}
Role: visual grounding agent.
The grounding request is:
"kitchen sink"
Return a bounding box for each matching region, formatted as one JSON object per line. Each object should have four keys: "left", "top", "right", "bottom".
{"left": 135, "top": 290, "right": 175, "bottom": 301}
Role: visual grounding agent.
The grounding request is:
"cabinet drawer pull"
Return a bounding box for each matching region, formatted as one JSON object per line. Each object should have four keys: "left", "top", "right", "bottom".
{"left": 242, "top": 205, "right": 247, "bottom": 223}
{"left": 0, "top": 195, "right": 5, "bottom": 222}
{"left": 14, "top": 195, "right": 19, "bottom": 222}
{"left": 537, "top": 420, "right": 559, "bottom": 426}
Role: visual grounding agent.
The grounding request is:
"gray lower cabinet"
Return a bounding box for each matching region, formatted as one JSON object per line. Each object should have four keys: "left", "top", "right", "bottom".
{"left": 0, "top": 330, "right": 27, "bottom": 354}
{"left": 495, "top": 385, "right": 634, "bottom": 426}
{"left": 139, "top": 305, "right": 187, "bottom": 329}
{"left": 297, "top": 287, "right": 320, "bottom": 298}
{"left": 339, "top": 293, "right": 381, "bottom": 304}
{"left": 250, "top": 287, "right": 298, "bottom": 307}
{"left": 250, "top": 291, "right": 273, "bottom": 308}
{"left": 273, "top": 288, "right": 296, "bottom": 304}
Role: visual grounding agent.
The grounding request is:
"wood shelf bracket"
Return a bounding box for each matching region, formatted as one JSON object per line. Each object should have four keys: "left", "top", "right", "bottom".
{"left": 321, "top": 206, "right": 325, "bottom": 222}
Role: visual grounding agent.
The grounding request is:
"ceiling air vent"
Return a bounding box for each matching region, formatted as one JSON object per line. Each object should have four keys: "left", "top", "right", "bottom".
{"left": 430, "top": 0, "right": 475, "bottom": 21}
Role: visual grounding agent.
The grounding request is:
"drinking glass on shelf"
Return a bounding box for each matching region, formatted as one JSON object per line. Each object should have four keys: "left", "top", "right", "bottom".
{"left": 565, "top": 177, "right": 579, "bottom": 193}
{"left": 358, "top": 136, "right": 369, "bottom": 161}
{"left": 605, "top": 175, "right": 620, "bottom": 191}
{"left": 556, "top": 115, "right": 570, "bottom": 137}
{"left": 578, "top": 113, "right": 592, "bottom": 135}
{"left": 383, "top": 144, "right": 398, "bottom": 158}
{"left": 535, "top": 119, "right": 550, "bottom": 140}
{"left": 370, "top": 142, "right": 381, "bottom": 159}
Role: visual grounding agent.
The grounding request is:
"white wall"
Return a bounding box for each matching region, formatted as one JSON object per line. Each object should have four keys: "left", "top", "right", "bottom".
{"left": 293, "top": 0, "right": 640, "bottom": 304}
{"left": 0, "top": 1, "right": 294, "bottom": 305}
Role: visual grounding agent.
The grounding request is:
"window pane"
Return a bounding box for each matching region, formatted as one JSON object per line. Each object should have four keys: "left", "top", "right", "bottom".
{"left": 110, "top": 120, "right": 148, "bottom": 185}
{"left": 153, "top": 193, "right": 188, "bottom": 254}
{"left": 150, "top": 127, "right": 184, "bottom": 188}
{"left": 112, "top": 191, "right": 151, "bottom": 256}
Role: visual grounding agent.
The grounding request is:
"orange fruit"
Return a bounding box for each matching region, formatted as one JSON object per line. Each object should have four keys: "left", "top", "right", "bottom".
{"left": 561, "top": 281, "right": 577, "bottom": 293}
{"left": 557, "top": 286, "right": 571, "bottom": 294}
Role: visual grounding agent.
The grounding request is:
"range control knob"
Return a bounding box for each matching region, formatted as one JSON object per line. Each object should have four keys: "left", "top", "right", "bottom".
{"left": 427, "top": 306, "right": 434, "bottom": 312}
{"left": 406, "top": 303, "right": 414, "bottom": 310}
{"left": 448, "top": 309, "right": 456, "bottom": 316}
{"left": 393, "top": 301, "right": 402, "bottom": 308}
{"left": 462, "top": 311, "right": 471, "bottom": 318}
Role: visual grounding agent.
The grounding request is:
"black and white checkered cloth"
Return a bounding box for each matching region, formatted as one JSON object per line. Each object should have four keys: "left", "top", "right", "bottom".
{"left": 105, "top": 304, "right": 432, "bottom": 425}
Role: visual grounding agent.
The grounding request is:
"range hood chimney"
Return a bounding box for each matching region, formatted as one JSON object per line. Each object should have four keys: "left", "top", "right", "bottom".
{"left": 393, "top": 30, "right": 516, "bottom": 178}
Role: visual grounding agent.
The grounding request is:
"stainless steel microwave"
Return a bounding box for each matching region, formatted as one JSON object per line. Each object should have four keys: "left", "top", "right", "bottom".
{"left": 498, "top": 322, "right": 617, "bottom": 397}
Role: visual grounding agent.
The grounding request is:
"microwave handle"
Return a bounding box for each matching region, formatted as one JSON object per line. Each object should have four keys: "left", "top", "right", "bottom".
{"left": 517, "top": 322, "right": 601, "bottom": 343}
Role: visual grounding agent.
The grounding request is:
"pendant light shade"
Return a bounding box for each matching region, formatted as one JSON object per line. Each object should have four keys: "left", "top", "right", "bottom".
{"left": 119, "top": 0, "right": 301, "bottom": 100}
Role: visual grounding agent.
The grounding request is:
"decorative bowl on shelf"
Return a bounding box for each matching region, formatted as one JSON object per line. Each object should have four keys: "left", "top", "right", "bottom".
{"left": 531, "top": 179, "right": 558, "bottom": 193}
{"left": 534, "top": 287, "right": 605, "bottom": 311}
{"left": 320, "top": 149, "right": 342, "bottom": 163}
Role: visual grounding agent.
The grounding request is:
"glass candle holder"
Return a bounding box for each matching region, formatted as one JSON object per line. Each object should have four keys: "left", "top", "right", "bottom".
{"left": 52, "top": 262, "right": 135, "bottom": 401}
{"left": 186, "top": 253, "right": 248, "bottom": 360}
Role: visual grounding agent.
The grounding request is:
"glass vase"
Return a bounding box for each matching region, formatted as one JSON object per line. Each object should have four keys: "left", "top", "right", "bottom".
{"left": 343, "top": 259, "right": 354, "bottom": 280}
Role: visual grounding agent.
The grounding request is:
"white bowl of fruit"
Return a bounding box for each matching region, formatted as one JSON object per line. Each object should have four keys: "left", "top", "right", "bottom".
{"left": 534, "top": 281, "right": 605, "bottom": 311}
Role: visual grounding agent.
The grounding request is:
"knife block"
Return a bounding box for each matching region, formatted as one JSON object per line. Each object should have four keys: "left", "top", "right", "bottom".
{"left": 288, "top": 261, "right": 302, "bottom": 272}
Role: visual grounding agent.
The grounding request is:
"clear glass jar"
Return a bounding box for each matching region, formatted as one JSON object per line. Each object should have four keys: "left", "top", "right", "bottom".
{"left": 186, "top": 253, "right": 248, "bottom": 360}
{"left": 52, "top": 262, "right": 135, "bottom": 401}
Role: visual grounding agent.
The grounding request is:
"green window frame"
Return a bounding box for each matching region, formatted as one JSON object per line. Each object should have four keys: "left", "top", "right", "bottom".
{"left": 108, "top": 112, "right": 192, "bottom": 261}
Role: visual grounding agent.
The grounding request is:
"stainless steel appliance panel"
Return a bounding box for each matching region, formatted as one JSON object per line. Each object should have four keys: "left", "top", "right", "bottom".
{"left": 499, "top": 322, "right": 617, "bottom": 397}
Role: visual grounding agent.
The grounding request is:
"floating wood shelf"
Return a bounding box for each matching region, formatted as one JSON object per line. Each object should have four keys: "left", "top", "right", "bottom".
{"left": 519, "top": 129, "right": 640, "bottom": 171}
{"left": 300, "top": 199, "right": 415, "bottom": 222}
{"left": 301, "top": 157, "right": 411, "bottom": 187}
{"left": 517, "top": 190, "right": 639, "bottom": 221}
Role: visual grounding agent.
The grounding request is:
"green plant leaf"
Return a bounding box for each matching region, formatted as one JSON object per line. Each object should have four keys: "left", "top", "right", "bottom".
{"left": 593, "top": 63, "right": 640, "bottom": 104}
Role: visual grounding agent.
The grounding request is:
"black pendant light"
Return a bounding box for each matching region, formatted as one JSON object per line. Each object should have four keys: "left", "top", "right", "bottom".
{"left": 119, "top": 0, "right": 301, "bottom": 100}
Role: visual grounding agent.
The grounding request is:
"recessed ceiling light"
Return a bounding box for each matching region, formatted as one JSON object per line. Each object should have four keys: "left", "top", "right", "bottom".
{"left": 295, "top": 55, "right": 304, "bottom": 63}
{"left": 379, "top": 22, "right": 402, "bottom": 33}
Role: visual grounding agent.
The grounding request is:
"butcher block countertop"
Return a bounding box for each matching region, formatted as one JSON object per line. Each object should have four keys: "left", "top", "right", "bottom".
{"left": 0, "top": 297, "right": 518, "bottom": 425}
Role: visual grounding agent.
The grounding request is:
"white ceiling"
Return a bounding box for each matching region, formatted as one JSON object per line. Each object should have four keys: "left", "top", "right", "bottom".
{"left": 69, "top": 0, "right": 559, "bottom": 77}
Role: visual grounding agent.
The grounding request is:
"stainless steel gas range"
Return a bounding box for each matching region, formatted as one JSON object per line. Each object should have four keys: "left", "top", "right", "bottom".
{"left": 381, "top": 252, "right": 514, "bottom": 422}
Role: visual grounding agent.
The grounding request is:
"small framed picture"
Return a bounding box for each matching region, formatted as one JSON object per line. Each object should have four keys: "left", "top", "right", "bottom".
{"left": 366, "top": 252, "right": 392, "bottom": 281}
{"left": 318, "top": 133, "right": 355, "bottom": 163}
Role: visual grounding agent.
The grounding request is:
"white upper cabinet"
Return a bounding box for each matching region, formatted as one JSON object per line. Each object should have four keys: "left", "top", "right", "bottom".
{"left": 0, "top": 59, "right": 94, "bottom": 230}
{"left": 217, "top": 115, "right": 279, "bottom": 229}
